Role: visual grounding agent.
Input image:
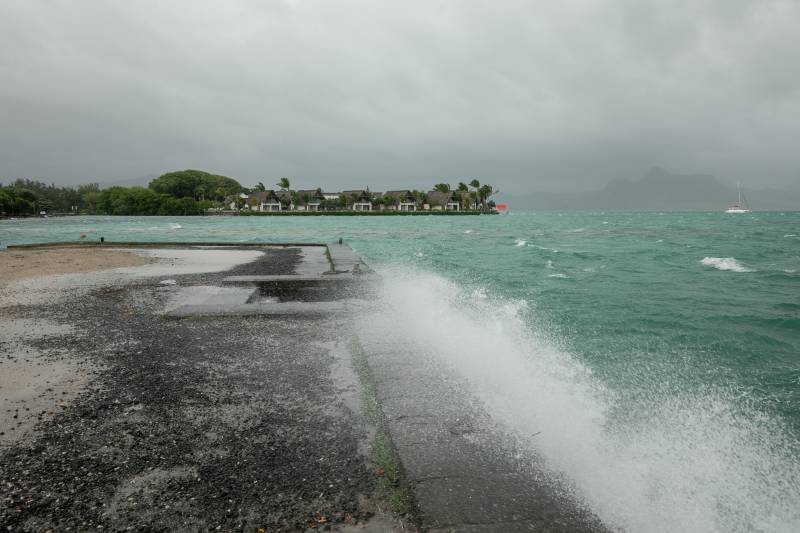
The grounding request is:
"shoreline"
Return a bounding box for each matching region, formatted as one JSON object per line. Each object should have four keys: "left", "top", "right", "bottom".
{"left": 1, "top": 210, "right": 496, "bottom": 219}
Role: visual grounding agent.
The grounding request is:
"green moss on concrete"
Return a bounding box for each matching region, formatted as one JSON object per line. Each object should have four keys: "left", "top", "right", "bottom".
{"left": 349, "top": 338, "right": 416, "bottom": 519}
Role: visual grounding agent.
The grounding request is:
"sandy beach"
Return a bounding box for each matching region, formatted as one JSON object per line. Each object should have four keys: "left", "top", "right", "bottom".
{"left": 0, "top": 247, "right": 153, "bottom": 287}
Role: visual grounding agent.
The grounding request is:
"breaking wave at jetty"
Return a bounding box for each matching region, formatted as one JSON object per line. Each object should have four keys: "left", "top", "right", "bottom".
{"left": 372, "top": 266, "right": 800, "bottom": 533}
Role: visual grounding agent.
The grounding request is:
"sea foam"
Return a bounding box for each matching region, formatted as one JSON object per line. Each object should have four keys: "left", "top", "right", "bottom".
{"left": 701, "top": 257, "right": 755, "bottom": 272}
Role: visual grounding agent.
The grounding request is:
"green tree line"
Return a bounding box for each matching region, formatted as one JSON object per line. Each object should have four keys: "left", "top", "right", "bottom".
{"left": 0, "top": 179, "right": 100, "bottom": 216}
{"left": 1, "top": 170, "right": 244, "bottom": 216}
{"left": 2, "top": 170, "right": 497, "bottom": 216}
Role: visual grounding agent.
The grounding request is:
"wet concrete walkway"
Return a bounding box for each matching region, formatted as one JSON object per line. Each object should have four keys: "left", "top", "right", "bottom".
{"left": 2, "top": 241, "right": 609, "bottom": 532}
{"left": 356, "top": 320, "right": 608, "bottom": 532}
{"left": 0, "top": 243, "right": 394, "bottom": 532}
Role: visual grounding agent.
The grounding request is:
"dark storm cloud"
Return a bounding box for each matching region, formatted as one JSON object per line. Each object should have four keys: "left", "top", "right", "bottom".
{"left": 1, "top": 0, "right": 799, "bottom": 193}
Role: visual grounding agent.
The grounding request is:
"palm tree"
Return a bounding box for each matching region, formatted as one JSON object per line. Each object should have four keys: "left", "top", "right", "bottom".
{"left": 478, "top": 184, "right": 494, "bottom": 209}
{"left": 468, "top": 179, "right": 481, "bottom": 210}
{"left": 433, "top": 183, "right": 451, "bottom": 193}
{"left": 412, "top": 190, "right": 426, "bottom": 208}
{"left": 277, "top": 177, "right": 290, "bottom": 190}
{"left": 456, "top": 182, "right": 469, "bottom": 192}
{"left": 253, "top": 182, "right": 266, "bottom": 192}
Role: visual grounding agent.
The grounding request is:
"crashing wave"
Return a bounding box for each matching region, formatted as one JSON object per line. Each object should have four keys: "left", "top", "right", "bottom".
{"left": 701, "top": 257, "right": 755, "bottom": 273}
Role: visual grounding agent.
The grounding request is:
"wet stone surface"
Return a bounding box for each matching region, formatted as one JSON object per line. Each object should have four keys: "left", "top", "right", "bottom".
{"left": 0, "top": 247, "right": 383, "bottom": 531}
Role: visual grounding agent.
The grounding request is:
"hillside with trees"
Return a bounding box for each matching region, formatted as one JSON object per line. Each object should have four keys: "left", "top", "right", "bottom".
{"left": 147, "top": 169, "right": 243, "bottom": 201}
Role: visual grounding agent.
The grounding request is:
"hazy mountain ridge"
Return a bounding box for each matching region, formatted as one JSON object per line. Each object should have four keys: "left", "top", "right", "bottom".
{"left": 519, "top": 168, "right": 800, "bottom": 210}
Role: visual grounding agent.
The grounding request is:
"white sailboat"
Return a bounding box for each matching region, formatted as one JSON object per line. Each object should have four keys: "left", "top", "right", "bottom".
{"left": 725, "top": 183, "right": 751, "bottom": 213}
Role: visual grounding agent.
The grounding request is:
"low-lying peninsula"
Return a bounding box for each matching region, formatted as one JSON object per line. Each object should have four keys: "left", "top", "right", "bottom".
{"left": 1, "top": 170, "right": 501, "bottom": 217}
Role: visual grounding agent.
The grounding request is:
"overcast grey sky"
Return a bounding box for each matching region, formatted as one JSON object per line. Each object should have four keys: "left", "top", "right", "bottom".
{"left": 1, "top": 1, "right": 799, "bottom": 193}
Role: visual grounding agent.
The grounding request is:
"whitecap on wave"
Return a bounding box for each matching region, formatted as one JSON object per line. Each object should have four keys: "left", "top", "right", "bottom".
{"left": 701, "top": 257, "right": 755, "bottom": 273}
{"left": 547, "top": 273, "right": 568, "bottom": 278}
{"left": 170, "top": 223, "right": 183, "bottom": 230}
{"left": 515, "top": 239, "right": 527, "bottom": 247}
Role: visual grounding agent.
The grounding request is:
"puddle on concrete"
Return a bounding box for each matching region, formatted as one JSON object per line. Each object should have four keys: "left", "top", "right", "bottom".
{"left": 247, "top": 283, "right": 349, "bottom": 303}
{"left": 0, "top": 318, "right": 93, "bottom": 446}
{"left": 0, "top": 317, "right": 74, "bottom": 341}
{"left": 295, "top": 246, "right": 332, "bottom": 276}
{"left": 114, "top": 248, "right": 265, "bottom": 277}
{"left": 161, "top": 285, "right": 258, "bottom": 312}
{"left": 0, "top": 248, "right": 266, "bottom": 307}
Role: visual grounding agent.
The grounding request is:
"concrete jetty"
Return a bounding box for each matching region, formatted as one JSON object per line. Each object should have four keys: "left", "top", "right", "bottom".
{"left": 1, "top": 241, "right": 607, "bottom": 532}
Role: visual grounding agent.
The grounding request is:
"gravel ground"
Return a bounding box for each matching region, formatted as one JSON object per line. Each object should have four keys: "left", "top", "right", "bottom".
{"left": 1, "top": 247, "right": 395, "bottom": 532}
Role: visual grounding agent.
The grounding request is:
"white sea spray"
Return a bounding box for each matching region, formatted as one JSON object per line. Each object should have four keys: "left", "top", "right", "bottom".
{"left": 366, "top": 266, "right": 800, "bottom": 533}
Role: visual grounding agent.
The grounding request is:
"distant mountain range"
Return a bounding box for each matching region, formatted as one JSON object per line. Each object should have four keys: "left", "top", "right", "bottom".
{"left": 515, "top": 168, "right": 800, "bottom": 211}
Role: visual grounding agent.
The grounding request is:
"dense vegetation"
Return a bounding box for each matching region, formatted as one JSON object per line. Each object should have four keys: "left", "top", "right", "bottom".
{"left": 1, "top": 170, "right": 240, "bottom": 217}
{"left": 2, "top": 170, "right": 496, "bottom": 216}
{"left": 0, "top": 179, "right": 99, "bottom": 216}
{"left": 95, "top": 187, "right": 213, "bottom": 215}
{"left": 148, "top": 169, "right": 243, "bottom": 201}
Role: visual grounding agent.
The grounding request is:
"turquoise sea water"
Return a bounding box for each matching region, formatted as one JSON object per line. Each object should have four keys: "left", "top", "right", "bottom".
{"left": 2, "top": 213, "right": 799, "bottom": 531}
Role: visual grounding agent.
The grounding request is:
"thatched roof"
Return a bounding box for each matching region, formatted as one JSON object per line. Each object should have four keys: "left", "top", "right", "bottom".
{"left": 426, "top": 190, "right": 458, "bottom": 206}
{"left": 384, "top": 190, "right": 415, "bottom": 202}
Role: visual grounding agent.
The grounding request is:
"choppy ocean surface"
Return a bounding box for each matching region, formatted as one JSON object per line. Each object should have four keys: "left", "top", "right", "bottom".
{"left": 2, "top": 212, "right": 799, "bottom": 532}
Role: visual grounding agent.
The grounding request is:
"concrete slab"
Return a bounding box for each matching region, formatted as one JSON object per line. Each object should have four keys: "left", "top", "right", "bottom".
{"left": 295, "top": 246, "right": 332, "bottom": 276}
{"left": 413, "top": 474, "right": 583, "bottom": 529}
{"left": 162, "top": 286, "right": 257, "bottom": 313}
{"left": 165, "top": 301, "right": 347, "bottom": 318}
{"left": 355, "top": 322, "right": 609, "bottom": 532}
{"left": 327, "top": 243, "right": 371, "bottom": 274}
{"left": 222, "top": 274, "right": 358, "bottom": 283}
